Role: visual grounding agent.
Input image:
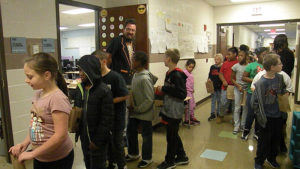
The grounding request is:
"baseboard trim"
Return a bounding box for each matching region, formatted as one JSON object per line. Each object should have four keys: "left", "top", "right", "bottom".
{"left": 196, "top": 95, "right": 211, "bottom": 106}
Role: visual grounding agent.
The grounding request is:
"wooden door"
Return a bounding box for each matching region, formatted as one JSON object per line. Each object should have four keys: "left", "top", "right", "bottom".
{"left": 99, "top": 4, "right": 148, "bottom": 54}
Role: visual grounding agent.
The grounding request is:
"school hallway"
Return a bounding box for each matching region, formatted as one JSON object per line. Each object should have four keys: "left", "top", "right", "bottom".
{"left": 0, "top": 97, "right": 295, "bottom": 169}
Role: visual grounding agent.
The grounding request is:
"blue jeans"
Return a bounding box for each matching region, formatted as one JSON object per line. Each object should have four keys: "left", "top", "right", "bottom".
{"left": 211, "top": 90, "right": 221, "bottom": 116}
{"left": 127, "top": 118, "right": 152, "bottom": 160}
{"left": 244, "top": 93, "right": 260, "bottom": 133}
{"left": 220, "top": 90, "right": 234, "bottom": 116}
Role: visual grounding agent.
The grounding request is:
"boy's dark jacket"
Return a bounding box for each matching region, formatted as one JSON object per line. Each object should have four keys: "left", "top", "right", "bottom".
{"left": 74, "top": 55, "right": 114, "bottom": 146}
{"left": 161, "top": 68, "right": 187, "bottom": 119}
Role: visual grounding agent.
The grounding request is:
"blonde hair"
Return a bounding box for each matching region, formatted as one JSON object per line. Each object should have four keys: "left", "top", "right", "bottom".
{"left": 165, "top": 48, "right": 180, "bottom": 64}
{"left": 263, "top": 53, "right": 280, "bottom": 71}
{"left": 215, "top": 53, "right": 224, "bottom": 62}
{"left": 92, "top": 50, "right": 108, "bottom": 60}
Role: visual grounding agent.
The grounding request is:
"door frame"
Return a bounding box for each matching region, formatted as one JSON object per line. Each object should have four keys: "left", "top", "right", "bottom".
{"left": 216, "top": 19, "right": 300, "bottom": 104}
{"left": 0, "top": 2, "right": 14, "bottom": 161}
{"left": 55, "top": 0, "right": 102, "bottom": 70}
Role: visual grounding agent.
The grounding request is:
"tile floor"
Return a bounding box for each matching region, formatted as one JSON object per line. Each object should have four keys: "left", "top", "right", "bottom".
{"left": 0, "top": 98, "right": 295, "bottom": 169}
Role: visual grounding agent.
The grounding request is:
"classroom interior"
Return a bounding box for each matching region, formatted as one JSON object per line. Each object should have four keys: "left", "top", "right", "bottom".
{"left": 1, "top": 0, "right": 300, "bottom": 169}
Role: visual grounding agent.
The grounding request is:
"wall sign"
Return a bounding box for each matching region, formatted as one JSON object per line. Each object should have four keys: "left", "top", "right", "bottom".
{"left": 42, "top": 38, "right": 55, "bottom": 53}
{"left": 10, "top": 37, "right": 27, "bottom": 53}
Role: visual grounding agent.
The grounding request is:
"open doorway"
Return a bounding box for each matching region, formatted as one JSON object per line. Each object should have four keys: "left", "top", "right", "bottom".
{"left": 56, "top": 0, "right": 101, "bottom": 95}
{"left": 217, "top": 20, "right": 300, "bottom": 103}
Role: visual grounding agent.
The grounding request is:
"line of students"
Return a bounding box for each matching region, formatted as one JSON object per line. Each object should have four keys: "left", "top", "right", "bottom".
{"left": 208, "top": 43, "right": 293, "bottom": 169}
{"left": 9, "top": 48, "right": 194, "bottom": 169}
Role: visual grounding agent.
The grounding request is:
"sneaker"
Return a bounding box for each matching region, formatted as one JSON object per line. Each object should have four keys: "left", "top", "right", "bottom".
{"left": 216, "top": 116, "right": 224, "bottom": 124}
{"left": 157, "top": 161, "right": 176, "bottom": 169}
{"left": 208, "top": 114, "right": 216, "bottom": 121}
{"left": 266, "top": 159, "right": 280, "bottom": 168}
{"left": 254, "top": 163, "right": 263, "bottom": 169}
{"left": 125, "top": 154, "right": 140, "bottom": 162}
{"left": 233, "top": 126, "right": 239, "bottom": 135}
{"left": 175, "top": 156, "right": 189, "bottom": 165}
{"left": 241, "top": 130, "right": 250, "bottom": 140}
{"left": 191, "top": 118, "right": 200, "bottom": 124}
{"left": 253, "top": 134, "right": 259, "bottom": 141}
{"left": 240, "top": 126, "right": 244, "bottom": 132}
{"left": 138, "top": 160, "right": 153, "bottom": 168}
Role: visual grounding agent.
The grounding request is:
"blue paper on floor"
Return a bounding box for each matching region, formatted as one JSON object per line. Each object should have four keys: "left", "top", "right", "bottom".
{"left": 200, "top": 149, "right": 227, "bottom": 161}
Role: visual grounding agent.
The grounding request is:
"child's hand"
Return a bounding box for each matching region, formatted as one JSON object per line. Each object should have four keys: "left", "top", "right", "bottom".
{"left": 157, "top": 86, "right": 162, "bottom": 92}
{"left": 223, "top": 81, "right": 228, "bottom": 87}
{"left": 238, "top": 85, "right": 243, "bottom": 92}
{"left": 9, "top": 143, "right": 28, "bottom": 157}
{"left": 18, "top": 151, "right": 34, "bottom": 163}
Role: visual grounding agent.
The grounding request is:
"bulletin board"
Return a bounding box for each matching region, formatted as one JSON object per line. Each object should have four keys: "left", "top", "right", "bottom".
{"left": 99, "top": 4, "right": 148, "bottom": 54}
{"left": 149, "top": 13, "right": 210, "bottom": 59}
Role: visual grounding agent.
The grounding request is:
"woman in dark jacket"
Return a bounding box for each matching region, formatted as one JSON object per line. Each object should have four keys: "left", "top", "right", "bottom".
{"left": 273, "top": 34, "right": 295, "bottom": 77}
{"left": 273, "top": 34, "right": 294, "bottom": 153}
{"left": 74, "top": 55, "right": 114, "bottom": 169}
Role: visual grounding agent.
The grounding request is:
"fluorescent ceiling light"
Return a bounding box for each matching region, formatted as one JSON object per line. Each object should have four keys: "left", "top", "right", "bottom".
{"left": 60, "top": 27, "right": 68, "bottom": 30}
{"left": 259, "top": 24, "right": 285, "bottom": 27}
{"left": 231, "top": 0, "right": 252, "bottom": 2}
{"left": 264, "top": 29, "right": 285, "bottom": 32}
{"left": 78, "top": 23, "right": 95, "bottom": 27}
{"left": 62, "top": 8, "right": 93, "bottom": 15}
{"left": 268, "top": 32, "right": 286, "bottom": 35}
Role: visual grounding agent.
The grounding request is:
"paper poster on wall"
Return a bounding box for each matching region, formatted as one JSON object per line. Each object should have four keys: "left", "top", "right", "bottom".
{"left": 11, "top": 37, "right": 27, "bottom": 53}
{"left": 42, "top": 38, "right": 55, "bottom": 53}
{"left": 178, "top": 33, "right": 194, "bottom": 59}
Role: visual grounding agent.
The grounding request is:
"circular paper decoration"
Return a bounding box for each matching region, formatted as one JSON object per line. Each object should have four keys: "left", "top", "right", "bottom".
{"left": 102, "top": 18, "right": 106, "bottom": 23}
{"left": 100, "top": 9, "right": 108, "bottom": 17}
{"left": 110, "top": 24, "right": 115, "bottom": 30}
{"left": 110, "top": 17, "right": 115, "bottom": 22}
{"left": 119, "top": 16, "right": 124, "bottom": 21}
{"left": 102, "top": 41, "right": 107, "bottom": 47}
{"left": 137, "top": 5, "right": 146, "bottom": 14}
{"left": 119, "top": 24, "right": 124, "bottom": 30}
{"left": 102, "top": 33, "right": 106, "bottom": 38}
{"left": 119, "top": 33, "right": 123, "bottom": 36}
{"left": 102, "top": 25, "right": 106, "bottom": 30}
{"left": 110, "top": 33, "right": 115, "bottom": 38}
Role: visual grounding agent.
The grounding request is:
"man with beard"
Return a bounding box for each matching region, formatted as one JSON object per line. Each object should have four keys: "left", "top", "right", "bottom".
{"left": 107, "top": 18, "right": 136, "bottom": 85}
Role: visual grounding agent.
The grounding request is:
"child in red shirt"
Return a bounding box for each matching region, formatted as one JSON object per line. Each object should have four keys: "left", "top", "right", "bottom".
{"left": 216, "top": 47, "right": 239, "bottom": 123}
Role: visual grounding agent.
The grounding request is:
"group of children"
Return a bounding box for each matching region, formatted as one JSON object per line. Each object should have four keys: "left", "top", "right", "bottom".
{"left": 9, "top": 48, "right": 197, "bottom": 169}
{"left": 8, "top": 38, "right": 293, "bottom": 169}
{"left": 208, "top": 44, "right": 293, "bottom": 169}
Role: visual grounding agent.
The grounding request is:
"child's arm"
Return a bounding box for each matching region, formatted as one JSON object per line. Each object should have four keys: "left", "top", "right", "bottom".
{"left": 219, "top": 73, "right": 228, "bottom": 87}
{"left": 242, "top": 71, "right": 252, "bottom": 83}
{"left": 18, "top": 111, "right": 69, "bottom": 162}
{"left": 114, "top": 96, "right": 129, "bottom": 103}
{"left": 9, "top": 134, "right": 30, "bottom": 157}
{"left": 231, "top": 71, "right": 239, "bottom": 88}
{"left": 133, "top": 79, "right": 154, "bottom": 113}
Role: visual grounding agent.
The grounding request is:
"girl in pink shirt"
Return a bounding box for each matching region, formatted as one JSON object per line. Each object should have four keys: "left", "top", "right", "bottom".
{"left": 183, "top": 59, "right": 200, "bottom": 125}
{"left": 9, "top": 53, "right": 73, "bottom": 169}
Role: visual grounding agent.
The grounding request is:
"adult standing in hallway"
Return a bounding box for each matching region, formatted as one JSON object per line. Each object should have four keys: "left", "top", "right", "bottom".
{"left": 107, "top": 18, "right": 136, "bottom": 85}
{"left": 273, "top": 34, "right": 295, "bottom": 153}
{"left": 273, "top": 34, "right": 295, "bottom": 77}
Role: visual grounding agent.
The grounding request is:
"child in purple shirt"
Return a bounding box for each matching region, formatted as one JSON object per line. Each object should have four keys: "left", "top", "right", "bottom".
{"left": 183, "top": 59, "right": 200, "bottom": 125}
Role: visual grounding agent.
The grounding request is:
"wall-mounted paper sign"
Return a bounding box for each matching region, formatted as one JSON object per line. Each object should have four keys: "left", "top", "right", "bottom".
{"left": 110, "top": 17, "right": 115, "bottom": 22}
{"left": 110, "top": 33, "right": 115, "bottom": 38}
{"left": 110, "top": 24, "right": 115, "bottom": 30}
{"left": 10, "top": 37, "right": 27, "bottom": 53}
{"left": 42, "top": 38, "right": 55, "bottom": 53}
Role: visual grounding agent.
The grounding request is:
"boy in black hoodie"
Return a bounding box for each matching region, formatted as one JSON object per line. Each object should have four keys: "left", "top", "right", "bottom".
{"left": 156, "top": 49, "right": 188, "bottom": 169}
{"left": 74, "top": 55, "right": 114, "bottom": 169}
